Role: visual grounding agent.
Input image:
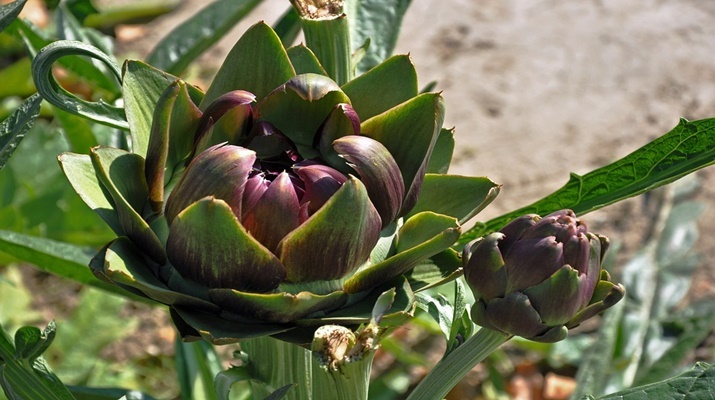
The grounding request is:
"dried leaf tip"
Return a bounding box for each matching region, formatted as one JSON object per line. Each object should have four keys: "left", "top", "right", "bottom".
{"left": 291, "top": 0, "right": 345, "bottom": 19}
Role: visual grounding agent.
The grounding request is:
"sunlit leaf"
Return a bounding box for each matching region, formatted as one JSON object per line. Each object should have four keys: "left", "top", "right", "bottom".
{"left": 55, "top": 3, "right": 117, "bottom": 82}
{"left": 570, "top": 301, "right": 625, "bottom": 399}
{"left": 84, "top": 2, "right": 175, "bottom": 30}
{"left": 201, "top": 21, "right": 295, "bottom": 107}
{"left": 415, "top": 292, "right": 454, "bottom": 347}
{"left": 341, "top": 54, "right": 417, "bottom": 120}
{"left": 122, "top": 60, "right": 199, "bottom": 158}
{"left": 426, "top": 128, "right": 455, "bottom": 174}
{"left": 407, "top": 174, "right": 500, "bottom": 224}
{"left": 63, "top": 0, "right": 99, "bottom": 23}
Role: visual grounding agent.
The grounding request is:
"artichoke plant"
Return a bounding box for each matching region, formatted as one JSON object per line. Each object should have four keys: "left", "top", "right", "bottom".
{"left": 59, "top": 22, "right": 499, "bottom": 344}
{"left": 463, "top": 209, "right": 625, "bottom": 342}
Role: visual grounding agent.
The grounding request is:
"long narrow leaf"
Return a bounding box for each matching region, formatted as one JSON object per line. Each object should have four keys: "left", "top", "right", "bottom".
{"left": 31, "top": 40, "right": 128, "bottom": 129}
{"left": 0, "top": 230, "right": 149, "bottom": 303}
{"left": 0, "top": 0, "right": 26, "bottom": 32}
{"left": 592, "top": 362, "right": 715, "bottom": 400}
{"left": 462, "top": 118, "right": 715, "bottom": 242}
{"left": 146, "top": 0, "right": 262, "bottom": 75}
{"left": 0, "top": 93, "right": 41, "bottom": 170}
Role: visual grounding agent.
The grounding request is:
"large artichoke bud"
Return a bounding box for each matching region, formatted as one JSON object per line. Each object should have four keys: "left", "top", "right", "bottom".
{"left": 463, "top": 210, "right": 625, "bottom": 343}
{"left": 59, "top": 22, "right": 500, "bottom": 344}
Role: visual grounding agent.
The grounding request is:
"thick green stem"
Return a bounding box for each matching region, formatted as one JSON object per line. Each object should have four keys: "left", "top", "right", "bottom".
{"left": 406, "top": 328, "right": 511, "bottom": 400}
{"left": 241, "top": 336, "right": 313, "bottom": 400}
{"left": 310, "top": 324, "right": 378, "bottom": 400}
{"left": 241, "top": 333, "right": 375, "bottom": 400}
{"left": 300, "top": 16, "right": 353, "bottom": 85}
{"left": 291, "top": 0, "right": 353, "bottom": 85}
{"left": 311, "top": 351, "right": 374, "bottom": 400}
{"left": 313, "top": 351, "right": 375, "bottom": 400}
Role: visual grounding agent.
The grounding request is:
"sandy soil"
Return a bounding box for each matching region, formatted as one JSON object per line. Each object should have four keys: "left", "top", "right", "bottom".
{"left": 117, "top": 0, "right": 715, "bottom": 294}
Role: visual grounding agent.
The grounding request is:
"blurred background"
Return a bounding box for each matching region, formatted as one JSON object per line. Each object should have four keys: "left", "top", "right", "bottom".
{"left": 1, "top": 0, "right": 714, "bottom": 398}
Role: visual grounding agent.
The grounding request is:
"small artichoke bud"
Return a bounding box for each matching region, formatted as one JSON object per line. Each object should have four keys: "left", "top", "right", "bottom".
{"left": 463, "top": 210, "right": 625, "bottom": 343}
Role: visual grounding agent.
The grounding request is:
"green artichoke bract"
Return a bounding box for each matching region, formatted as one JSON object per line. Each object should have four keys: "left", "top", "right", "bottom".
{"left": 59, "top": 22, "right": 500, "bottom": 344}
{"left": 463, "top": 209, "right": 625, "bottom": 343}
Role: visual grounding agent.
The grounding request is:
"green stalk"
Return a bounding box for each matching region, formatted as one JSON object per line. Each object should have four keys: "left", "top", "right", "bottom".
{"left": 291, "top": 0, "right": 353, "bottom": 85}
{"left": 241, "top": 336, "right": 313, "bottom": 400}
{"left": 241, "top": 332, "right": 375, "bottom": 400}
{"left": 406, "top": 328, "right": 511, "bottom": 400}
{"left": 310, "top": 324, "right": 376, "bottom": 400}
{"left": 311, "top": 349, "right": 374, "bottom": 400}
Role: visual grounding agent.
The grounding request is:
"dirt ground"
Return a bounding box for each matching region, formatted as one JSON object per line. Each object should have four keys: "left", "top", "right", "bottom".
{"left": 117, "top": 0, "right": 715, "bottom": 295}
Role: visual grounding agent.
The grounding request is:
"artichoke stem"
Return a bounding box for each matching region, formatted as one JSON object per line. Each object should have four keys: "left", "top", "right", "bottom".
{"left": 406, "top": 328, "right": 511, "bottom": 400}
{"left": 242, "top": 336, "right": 313, "bottom": 400}
{"left": 293, "top": 3, "right": 354, "bottom": 85}
{"left": 311, "top": 350, "right": 375, "bottom": 400}
{"left": 242, "top": 330, "right": 375, "bottom": 400}
{"left": 311, "top": 325, "right": 375, "bottom": 400}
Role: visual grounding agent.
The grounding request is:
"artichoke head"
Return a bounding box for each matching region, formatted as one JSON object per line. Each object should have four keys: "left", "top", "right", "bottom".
{"left": 59, "top": 22, "right": 501, "bottom": 345}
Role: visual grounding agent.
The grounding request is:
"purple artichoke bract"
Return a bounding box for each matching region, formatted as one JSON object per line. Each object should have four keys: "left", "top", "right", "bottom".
{"left": 162, "top": 95, "right": 383, "bottom": 288}
{"left": 463, "top": 210, "right": 625, "bottom": 342}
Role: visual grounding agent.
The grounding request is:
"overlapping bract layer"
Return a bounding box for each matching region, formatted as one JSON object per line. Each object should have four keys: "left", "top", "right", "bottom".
{"left": 463, "top": 210, "right": 625, "bottom": 342}
{"left": 60, "top": 22, "right": 501, "bottom": 344}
